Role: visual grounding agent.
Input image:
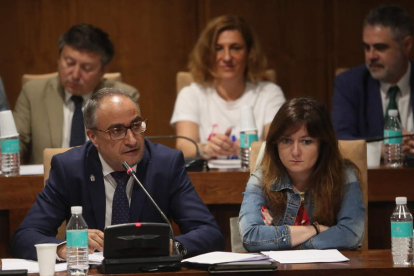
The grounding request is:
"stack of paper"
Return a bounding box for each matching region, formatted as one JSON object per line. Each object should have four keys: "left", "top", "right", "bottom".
{"left": 182, "top": 251, "right": 270, "bottom": 264}
{"left": 261, "top": 249, "right": 349, "bottom": 264}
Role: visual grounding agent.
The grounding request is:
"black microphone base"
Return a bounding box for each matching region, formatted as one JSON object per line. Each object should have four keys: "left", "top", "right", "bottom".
{"left": 97, "top": 254, "right": 183, "bottom": 274}
{"left": 185, "top": 157, "right": 209, "bottom": 172}
{"left": 404, "top": 154, "right": 414, "bottom": 167}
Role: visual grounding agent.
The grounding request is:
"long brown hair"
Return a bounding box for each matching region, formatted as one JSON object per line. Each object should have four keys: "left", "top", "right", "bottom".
{"left": 188, "top": 15, "right": 267, "bottom": 85}
{"left": 261, "top": 98, "right": 359, "bottom": 226}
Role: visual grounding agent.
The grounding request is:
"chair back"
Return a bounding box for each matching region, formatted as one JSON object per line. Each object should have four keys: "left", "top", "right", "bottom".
{"left": 43, "top": 147, "right": 72, "bottom": 239}
{"left": 176, "top": 69, "right": 277, "bottom": 94}
{"left": 338, "top": 139, "right": 368, "bottom": 250}
{"left": 335, "top": 68, "right": 348, "bottom": 76}
{"left": 22, "top": 72, "right": 122, "bottom": 85}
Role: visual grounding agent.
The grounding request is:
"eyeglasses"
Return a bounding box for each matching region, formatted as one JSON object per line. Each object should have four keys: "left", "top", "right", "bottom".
{"left": 93, "top": 119, "right": 148, "bottom": 140}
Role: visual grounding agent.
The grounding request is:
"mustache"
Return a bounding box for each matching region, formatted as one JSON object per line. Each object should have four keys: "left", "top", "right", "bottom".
{"left": 368, "top": 61, "right": 384, "bottom": 68}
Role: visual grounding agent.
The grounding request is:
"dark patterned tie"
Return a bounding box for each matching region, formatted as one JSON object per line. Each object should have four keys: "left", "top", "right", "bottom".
{"left": 69, "top": 95, "right": 86, "bottom": 147}
{"left": 385, "top": 86, "right": 401, "bottom": 122}
{"left": 111, "top": 171, "right": 130, "bottom": 225}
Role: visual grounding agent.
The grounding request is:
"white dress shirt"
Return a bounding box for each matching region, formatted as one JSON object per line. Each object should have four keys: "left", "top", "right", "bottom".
{"left": 98, "top": 153, "right": 137, "bottom": 227}
{"left": 61, "top": 91, "right": 93, "bottom": 148}
{"left": 380, "top": 63, "right": 413, "bottom": 132}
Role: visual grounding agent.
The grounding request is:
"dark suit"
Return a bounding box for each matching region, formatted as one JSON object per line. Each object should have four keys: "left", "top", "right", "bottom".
{"left": 11, "top": 140, "right": 225, "bottom": 260}
{"left": 332, "top": 62, "right": 414, "bottom": 140}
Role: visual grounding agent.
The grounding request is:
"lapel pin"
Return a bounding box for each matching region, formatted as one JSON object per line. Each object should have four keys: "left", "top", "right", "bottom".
{"left": 90, "top": 174, "right": 95, "bottom": 181}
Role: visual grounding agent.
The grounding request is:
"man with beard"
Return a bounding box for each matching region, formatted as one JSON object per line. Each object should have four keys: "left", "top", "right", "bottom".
{"left": 11, "top": 88, "right": 224, "bottom": 260}
{"left": 332, "top": 5, "right": 414, "bottom": 154}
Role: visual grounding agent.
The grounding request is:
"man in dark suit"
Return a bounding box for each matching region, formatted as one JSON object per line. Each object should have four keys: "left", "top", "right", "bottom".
{"left": 11, "top": 88, "right": 224, "bottom": 260}
{"left": 13, "top": 24, "right": 139, "bottom": 164}
{"left": 332, "top": 5, "right": 414, "bottom": 154}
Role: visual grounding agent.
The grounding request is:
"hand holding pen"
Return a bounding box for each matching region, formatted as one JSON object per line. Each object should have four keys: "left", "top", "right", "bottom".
{"left": 203, "top": 127, "right": 239, "bottom": 158}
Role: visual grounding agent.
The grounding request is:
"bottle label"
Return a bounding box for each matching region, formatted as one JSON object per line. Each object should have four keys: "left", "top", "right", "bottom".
{"left": 391, "top": 221, "right": 413, "bottom": 238}
{"left": 240, "top": 133, "right": 258, "bottom": 148}
{"left": 384, "top": 130, "right": 402, "bottom": 144}
{"left": 67, "top": 230, "right": 88, "bottom": 247}
{"left": 1, "top": 139, "right": 19, "bottom": 154}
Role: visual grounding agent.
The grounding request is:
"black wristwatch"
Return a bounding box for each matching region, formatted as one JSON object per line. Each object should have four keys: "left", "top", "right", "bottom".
{"left": 174, "top": 241, "right": 187, "bottom": 257}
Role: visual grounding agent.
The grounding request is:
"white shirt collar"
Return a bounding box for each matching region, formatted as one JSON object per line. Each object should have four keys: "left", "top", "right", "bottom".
{"left": 64, "top": 90, "right": 94, "bottom": 104}
{"left": 98, "top": 153, "right": 138, "bottom": 177}
{"left": 380, "top": 62, "right": 411, "bottom": 97}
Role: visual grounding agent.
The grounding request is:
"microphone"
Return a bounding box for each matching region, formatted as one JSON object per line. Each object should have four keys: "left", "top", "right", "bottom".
{"left": 366, "top": 133, "right": 414, "bottom": 142}
{"left": 145, "top": 135, "right": 209, "bottom": 172}
{"left": 122, "top": 161, "right": 176, "bottom": 245}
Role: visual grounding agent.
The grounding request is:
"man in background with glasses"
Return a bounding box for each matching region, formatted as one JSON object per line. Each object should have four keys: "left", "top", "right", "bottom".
{"left": 11, "top": 88, "right": 225, "bottom": 260}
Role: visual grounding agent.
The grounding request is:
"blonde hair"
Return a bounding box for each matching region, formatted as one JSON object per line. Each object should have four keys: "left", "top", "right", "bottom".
{"left": 189, "top": 15, "right": 267, "bottom": 85}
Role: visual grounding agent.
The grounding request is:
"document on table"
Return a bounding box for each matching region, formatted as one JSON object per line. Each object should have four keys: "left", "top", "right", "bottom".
{"left": 182, "top": 251, "right": 270, "bottom": 264}
{"left": 19, "top": 164, "right": 44, "bottom": 175}
{"left": 261, "top": 249, "right": 349, "bottom": 264}
{"left": 1, "top": 259, "right": 67, "bottom": 273}
{"left": 1, "top": 252, "right": 104, "bottom": 273}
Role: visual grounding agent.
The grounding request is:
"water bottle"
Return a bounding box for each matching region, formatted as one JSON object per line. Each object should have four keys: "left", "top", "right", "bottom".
{"left": 240, "top": 130, "right": 259, "bottom": 169}
{"left": 384, "top": 109, "right": 403, "bottom": 167}
{"left": 391, "top": 197, "right": 413, "bottom": 265}
{"left": 0, "top": 135, "right": 20, "bottom": 177}
{"left": 67, "top": 206, "right": 89, "bottom": 276}
{"left": 240, "top": 105, "right": 258, "bottom": 170}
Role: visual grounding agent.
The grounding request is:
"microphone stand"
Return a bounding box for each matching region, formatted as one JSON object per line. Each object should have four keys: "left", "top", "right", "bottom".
{"left": 122, "top": 162, "right": 176, "bottom": 245}
{"left": 145, "top": 135, "right": 209, "bottom": 172}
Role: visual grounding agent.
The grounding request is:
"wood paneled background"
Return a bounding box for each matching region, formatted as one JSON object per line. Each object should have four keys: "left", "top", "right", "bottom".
{"left": 1, "top": 0, "right": 414, "bottom": 139}
{"left": 1, "top": 0, "right": 414, "bottom": 257}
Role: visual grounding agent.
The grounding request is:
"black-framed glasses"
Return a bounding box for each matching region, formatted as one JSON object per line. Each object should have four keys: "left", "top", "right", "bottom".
{"left": 93, "top": 119, "right": 148, "bottom": 140}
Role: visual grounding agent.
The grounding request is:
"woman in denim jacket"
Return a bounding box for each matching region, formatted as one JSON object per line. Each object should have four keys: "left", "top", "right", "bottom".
{"left": 239, "top": 98, "right": 366, "bottom": 251}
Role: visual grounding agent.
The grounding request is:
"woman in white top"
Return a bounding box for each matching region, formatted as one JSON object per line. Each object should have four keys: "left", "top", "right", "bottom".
{"left": 170, "top": 15, "right": 285, "bottom": 159}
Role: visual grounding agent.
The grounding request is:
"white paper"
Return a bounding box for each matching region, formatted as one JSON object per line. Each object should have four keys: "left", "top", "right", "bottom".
{"left": 1, "top": 253, "right": 104, "bottom": 272}
{"left": 19, "top": 164, "right": 44, "bottom": 175}
{"left": 208, "top": 159, "right": 241, "bottom": 169}
{"left": 182, "top": 251, "right": 269, "bottom": 264}
{"left": 89, "top": 251, "right": 104, "bottom": 264}
{"left": 261, "top": 249, "right": 349, "bottom": 264}
{"left": 1, "top": 258, "right": 67, "bottom": 273}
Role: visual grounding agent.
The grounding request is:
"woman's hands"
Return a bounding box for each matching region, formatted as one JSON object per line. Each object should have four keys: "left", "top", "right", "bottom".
{"left": 203, "top": 127, "right": 239, "bottom": 158}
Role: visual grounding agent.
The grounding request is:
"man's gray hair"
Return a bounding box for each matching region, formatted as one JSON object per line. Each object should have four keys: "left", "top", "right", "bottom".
{"left": 364, "top": 5, "right": 414, "bottom": 42}
{"left": 84, "top": 87, "right": 140, "bottom": 129}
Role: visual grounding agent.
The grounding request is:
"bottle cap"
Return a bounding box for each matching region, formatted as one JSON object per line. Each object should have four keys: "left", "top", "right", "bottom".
{"left": 71, "top": 206, "right": 82, "bottom": 214}
{"left": 240, "top": 105, "right": 258, "bottom": 132}
{"left": 388, "top": 109, "right": 399, "bottom": 117}
{"left": 395, "top": 197, "right": 407, "bottom": 204}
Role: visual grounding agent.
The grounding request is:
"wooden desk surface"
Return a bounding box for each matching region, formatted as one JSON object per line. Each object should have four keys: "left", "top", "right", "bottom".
{"left": 2, "top": 250, "right": 409, "bottom": 276}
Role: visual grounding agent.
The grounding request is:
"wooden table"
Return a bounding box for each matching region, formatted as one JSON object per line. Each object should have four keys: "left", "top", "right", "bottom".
{"left": 1, "top": 250, "right": 412, "bottom": 275}
{"left": 1, "top": 167, "right": 413, "bottom": 257}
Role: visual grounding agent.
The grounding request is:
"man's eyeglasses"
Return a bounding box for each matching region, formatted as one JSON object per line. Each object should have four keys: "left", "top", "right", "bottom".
{"left": 93, "top": 119, "right": 148, "bottom": 140}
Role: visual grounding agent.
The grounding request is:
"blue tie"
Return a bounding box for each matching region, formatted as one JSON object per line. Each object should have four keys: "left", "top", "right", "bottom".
{"left": 111, "top": 171, "right": 130, "bottom": 225}
{"left": 69, "top": 95, "right": 86, "bottom": 147}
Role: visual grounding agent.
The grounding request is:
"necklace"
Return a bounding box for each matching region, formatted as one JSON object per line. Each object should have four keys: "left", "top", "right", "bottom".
{"left": 298, "top": 191, "right": 306, "bottom": 203}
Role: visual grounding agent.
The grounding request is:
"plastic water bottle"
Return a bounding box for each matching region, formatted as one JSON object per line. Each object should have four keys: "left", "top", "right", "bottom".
{"left": 384, "top": 109, "right": 403, "bottom": 167}
{"left": 391, "top": 197, "right": 413, "bottom": 265}
{"left": 0, "top": 135, "right": 20, "bottom": 177}
{"left": 240, "top": 105, "right": 258, "bottom": 170}
{"left": 240, "top": 130, "right": 258, "bottom": 169}
{"left": 67, "top": 206, "right": 89, "bottom": 276}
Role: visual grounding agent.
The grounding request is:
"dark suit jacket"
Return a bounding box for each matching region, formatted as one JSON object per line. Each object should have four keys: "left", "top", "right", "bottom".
{"left": 332, "top": 62, "right": 414, "bottom": 140}
{"left": 11, "top": 140, "right": 225, "bottom": 260}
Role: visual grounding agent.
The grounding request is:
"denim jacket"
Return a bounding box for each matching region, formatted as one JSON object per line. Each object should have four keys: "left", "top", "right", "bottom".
{"left": 238, "top": 168, "right": 365, "bottom": 252}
